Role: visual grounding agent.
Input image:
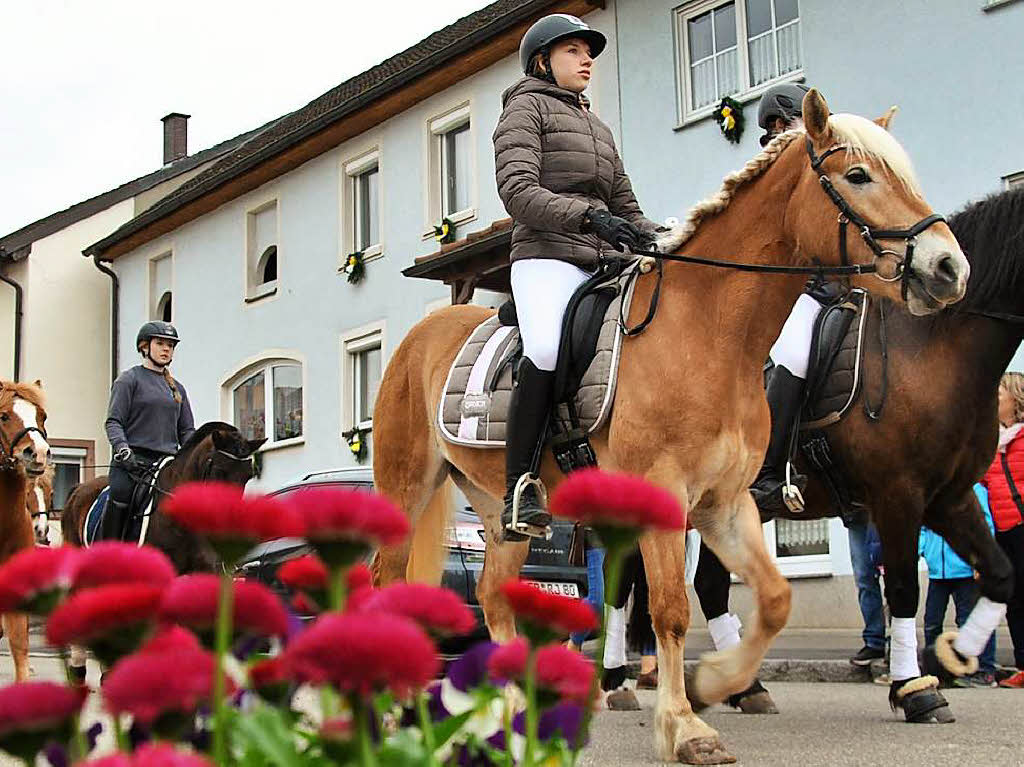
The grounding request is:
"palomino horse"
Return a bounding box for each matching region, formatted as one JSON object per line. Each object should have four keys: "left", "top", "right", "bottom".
{"left": 771, "top": 185, "right": 1024, "bottom": 707}
{"left": 62, "top": 421, "right": 264, "bottom": 573}
{"left": 0, "top": 380, "right": 51, "bottom": 681}
{"left": 372, "top": 89, "right": 969, "bottom": 763}
{"left": 25, "top": 464, "right": 54, "bottom": 545}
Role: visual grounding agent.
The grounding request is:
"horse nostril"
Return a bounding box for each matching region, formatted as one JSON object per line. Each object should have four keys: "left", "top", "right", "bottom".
{"left": 935, "top": 255, "right": 959, "bottom": 285}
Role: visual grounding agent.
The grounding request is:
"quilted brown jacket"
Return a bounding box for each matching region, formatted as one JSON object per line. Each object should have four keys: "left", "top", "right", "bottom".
{"left": 493, "top": 77, "right": 659, "bottom": 270}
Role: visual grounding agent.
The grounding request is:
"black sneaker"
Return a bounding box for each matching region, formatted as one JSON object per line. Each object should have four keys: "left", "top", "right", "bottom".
{"left": 850, "top": 645, "right": 885, "bottom": 666}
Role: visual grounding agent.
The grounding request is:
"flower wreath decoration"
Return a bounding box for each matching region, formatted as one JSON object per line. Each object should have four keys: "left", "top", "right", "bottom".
{"left": 433, "top": 217, "right": 455, "bottom": 244}
{"left": 342, "top": 426, "right": 369, "bottom": 462}
{"left": 712, "top": 96, "right": 745, "bottom": 144}
{"left": 341, "top": 251, "right": 366, "bottom": 285}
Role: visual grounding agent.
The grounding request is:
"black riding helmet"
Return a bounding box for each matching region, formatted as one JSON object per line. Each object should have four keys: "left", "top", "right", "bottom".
{"left": 518, "top": 13, "right": 606, "bottom": 78}
{"left": 757, "top": 82, "right": 811, "bottom": 146}
{"left": 136, "top": 321, "right": 180, "bottom": 351}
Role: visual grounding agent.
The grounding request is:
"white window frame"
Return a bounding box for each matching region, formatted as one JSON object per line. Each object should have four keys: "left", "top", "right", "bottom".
{"left": 674, "top": 0, "right": 804, "bottom": 127}
{"left": 764, "top": 517, "right": 833, "bottom": 578}
{"left": 341, "top": 147, "right": 384, "bottom": 269}
{"left": 147, "top": 250, "right": 174, "bottom": 322}
{"left": 244, "top": 198, "right": 280, "bottom": 303}
{"left": 423, "top": 103, "right": 477, "bottom": 239}
{"left": 220, "top": 353, "right": 306, "bottom": 451}
{"left": 1004, "top": 170, "right": 1024, "bottom": 190}
{"left": 340, "top": 321, "right": 386, "bottom": 438}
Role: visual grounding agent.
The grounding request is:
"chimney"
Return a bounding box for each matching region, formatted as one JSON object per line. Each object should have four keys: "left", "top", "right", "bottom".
{"left": 161, "top": 112, "right": 190, "bottom": 165}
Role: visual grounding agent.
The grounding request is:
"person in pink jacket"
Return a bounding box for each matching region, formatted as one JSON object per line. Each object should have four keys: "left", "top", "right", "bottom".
{"left": 981, "top": 372, "right": 1024, "bottom": 687}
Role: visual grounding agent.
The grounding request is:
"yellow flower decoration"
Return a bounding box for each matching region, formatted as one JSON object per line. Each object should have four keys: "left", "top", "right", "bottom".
{"left": 721, "top": 106, "right": 732, "bottom": 118}
{"left": 725, "top": 115, "right": 736, "bottom": 130}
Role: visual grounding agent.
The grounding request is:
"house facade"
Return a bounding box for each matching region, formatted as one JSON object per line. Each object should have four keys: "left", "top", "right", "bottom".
{"left": 87, "top": 0, "right": 1024, "bottom": 627}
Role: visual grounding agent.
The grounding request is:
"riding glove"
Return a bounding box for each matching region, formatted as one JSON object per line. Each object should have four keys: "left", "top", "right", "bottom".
{"left": 114, "top": 445, "right": 133, "bottom": 463}
{"left": 582, "top": 209, "right": 641, "bottom": 252}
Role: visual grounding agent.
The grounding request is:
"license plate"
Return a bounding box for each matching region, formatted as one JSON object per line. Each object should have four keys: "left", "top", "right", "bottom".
{"left": 527, "top": 581, "right": 580, "bottom": 598}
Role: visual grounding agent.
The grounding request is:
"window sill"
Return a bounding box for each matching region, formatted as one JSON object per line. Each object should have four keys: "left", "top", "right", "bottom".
{"left": 674, "top": 71, "right": 805, "bottom": 132}
{"left": 983, "top": 0, "right": 1020, "bottom": 11}
{"left": 421, "top": 207, "right": 477, "bottom": 240}
{"left": 338, "top": 244, "right": 383, "bottom": 273}
{"left": 245, "top": 283, "right": 277, "bottom": 304}
{"left": 259, "top": 436, "right": 305, "bottom": 453}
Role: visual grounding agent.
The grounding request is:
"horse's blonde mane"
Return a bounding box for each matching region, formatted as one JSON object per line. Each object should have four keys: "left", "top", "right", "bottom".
{"left": 655, "top": 112, "right": 922, "bottom": 254}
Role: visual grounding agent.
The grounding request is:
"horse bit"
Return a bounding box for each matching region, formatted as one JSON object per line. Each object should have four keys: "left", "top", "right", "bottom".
{"left": 0, "top": 422, "right": 47, "bottom": 472}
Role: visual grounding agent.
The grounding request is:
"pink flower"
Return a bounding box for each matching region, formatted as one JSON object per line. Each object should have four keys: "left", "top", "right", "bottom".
{"left": 347, "top": 563, "right": 373, "bottom": 592}
{"left": 132, "top": 743, "right": 215, "bottom": 767}
{"left": 0, "top": 546, "right": 79, "bottom": 614}
{"left": 535, "top": 645, "right": 595, "bottom": 704}
{"left": 550, "top": 469, "right": 684, "bottom": 531}
{"left": 358, "top": 583, "right": 475, "bottom": 637}
{"left": 159, "top": 575, "right": 288, "bottom": 640}
{"left": 163, "top": 482, "right": 305, "bottom": 543}
{"left": 75, "top": 756, "right": 133, "bottom": 767}
{"left": 487, "top": 638, "right": 529, "bottom": 683}
{"left": 0, "top": 681, "right": 87, "bottom": 738}
{"left": 72, "top": 543, "right": 175, "bottom": 590}
{"left": 103, "top": 647, "right": 218, "bottom": 726}
{"left": 137, "top": 625, "right": 203, "bottom": 655}
{"left": 284, "top": 612, "right": 438, "bottom": 697}
{"left": 285, "top": 488, "right": 409, "bottom": 547}
{"left": 249, "top": 657, "right": 289, "bottom": 691}
{"left": 278, "top": 554, "right": 328, "bottom": 591}
{"left": 500, "top": 580, "right": 598, "bottom": 636}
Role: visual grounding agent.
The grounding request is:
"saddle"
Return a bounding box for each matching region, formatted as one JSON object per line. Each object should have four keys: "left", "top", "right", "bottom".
{"left": 84, "top": 458, "right": 167, "bottom": 546}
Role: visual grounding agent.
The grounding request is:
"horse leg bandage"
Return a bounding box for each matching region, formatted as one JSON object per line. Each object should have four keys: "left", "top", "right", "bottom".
{"left": 604, "top": 605, "right": 627, "bottom": 670}
{"left": 708, "top": 613, "right": 742, "bottom": 651}
{"left": 889, "top": 617, "right": 920, "bottom": 681}
{"left": 952, "top": 597, "right": 1005, "bottom": 660}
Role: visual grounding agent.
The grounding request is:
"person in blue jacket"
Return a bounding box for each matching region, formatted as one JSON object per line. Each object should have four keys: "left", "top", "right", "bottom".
{"left": 919, "top": 484, "right": 998, "bottom": 686}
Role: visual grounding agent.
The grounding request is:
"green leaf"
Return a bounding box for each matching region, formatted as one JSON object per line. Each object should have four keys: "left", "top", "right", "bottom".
{"left": 231, "top": 704, "right": 315, "bottom": 767}
{"left": 377, "top": 728, "right": 427, "bottom": 766}
{"left": 429, "top": 709, "right": 475, "bottom": 750}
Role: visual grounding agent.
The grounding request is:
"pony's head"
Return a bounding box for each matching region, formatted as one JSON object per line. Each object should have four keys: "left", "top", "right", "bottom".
{"left": 791, "top": 89, "right": 968, "bottom": 315}
{"left": 0, "top": 380, "right": 50, "bottom": 477}
{"left": 175, "top": 422, "right": 266, "bottom": 488}
{"left": 26, "top": 465, "right": 54, "bottom": 544}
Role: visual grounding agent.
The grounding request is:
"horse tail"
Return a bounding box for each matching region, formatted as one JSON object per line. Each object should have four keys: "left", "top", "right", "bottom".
{"left": 405, "top": 479, "right": 453, "bottom": 586}
{"left": 626, "top": 550, "right": 656, "bottom": 654}
{"left": 61, "top": 483, "right": 83, "bottom": 547}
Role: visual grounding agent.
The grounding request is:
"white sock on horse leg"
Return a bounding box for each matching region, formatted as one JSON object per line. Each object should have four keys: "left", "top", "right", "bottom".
{"left": 708, "top": 613, "right": 742, "bottom": 651}
{"left": 890, "top": 617, "right": 921, "bottom": 680}
{"left": 953, "top": 597, "right": 1006, "bottom": 659}
{"left": 604, "top": 605, "right": 627, "bottom": 669}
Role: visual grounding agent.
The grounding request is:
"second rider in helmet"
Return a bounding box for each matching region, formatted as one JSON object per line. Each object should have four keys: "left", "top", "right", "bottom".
{"left": 493, "top": 14, "right": 661, "bottom": 539}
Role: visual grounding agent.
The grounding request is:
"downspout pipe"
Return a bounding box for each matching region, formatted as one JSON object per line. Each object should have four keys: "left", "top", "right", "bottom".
{"left": 0, "top": 249, "right": 24, "bottom": 381}
{"left": 91, "top": 254, "right": 119, "bottom": 384}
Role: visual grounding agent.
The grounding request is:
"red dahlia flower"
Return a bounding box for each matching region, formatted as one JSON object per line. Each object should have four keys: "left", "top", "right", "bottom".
{"left": 358, "top": 583, "right": 475, "bottom": 637}
{"left": 74, "top": 756, "right": 133, "bottom": 767}
{"left": 283, "top": 489, "right": 409, "bottom": 568}
{"left": 0, "top": 681, "right": 86, "bottom": 761}
{"left": 103, "top": 647, "right": 219, "bottom": 730}
{"left": 284, "top": 611, "right": 438, "bottom": 697}
{"left": 550, "top": 469, "right": 684, "bottom": 532}
{"left": 159, "top": 575, "right": 288, "bottom": 642}
{"left": 278, "top": 554, "right": 328, "bottom": 591}
{"left": 248, "top": 656, "right": 292, "bottom": 705}
{"left": 535, "top": 645, "right": 595, "bottom": 704}
{"left": 46, "top": 584, "right": 164, "bottom": 666}
{"left": 132, "top": 743, "right": 215, "bottom": 767}
{"left": 500, "top": 580, "right": 597, "bottom": 641}
{"left": 137, "top": 625, "right": 203, "bottom": 655}
{"left": 487, "top": 638, "right": 529, "bottom": 684}
{"left": 72, "top": 543, "right": 175, "bottom": 590}
{"left": 0, "top": 545, "right": 78, "bottom": 615}
{"left": 162, "top": 482, "right": 305, "bottom": 564}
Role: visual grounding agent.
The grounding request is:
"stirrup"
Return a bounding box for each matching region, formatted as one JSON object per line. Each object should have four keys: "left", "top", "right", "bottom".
{"left": 505, "top": 474, "right": 552, "bottom": 540}
{"left": 782, "top": 462, "right": 805, "bottom": 513}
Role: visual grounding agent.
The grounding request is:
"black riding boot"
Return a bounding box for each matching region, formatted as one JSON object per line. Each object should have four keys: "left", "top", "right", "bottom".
{"left": 502, "top": 358, "right": 555, "bottom": 541}
{"left": 750, "top": 365, "right": 807, "bottom": 515}
{"left": 102, "top": 499, "right": 131, "bottom": 542}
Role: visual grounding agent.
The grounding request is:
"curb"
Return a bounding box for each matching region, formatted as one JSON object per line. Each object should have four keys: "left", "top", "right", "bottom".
{"left": 623, "top": 659, "right": 879, "bottom": 684}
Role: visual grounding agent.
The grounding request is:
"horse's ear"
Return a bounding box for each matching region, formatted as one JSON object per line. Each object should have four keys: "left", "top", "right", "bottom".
{"left": 874, "top": 105, "right": 898, "bottom": 131}
{"left": 33, "top": 379, "right": 43, "bottom": 389}
{"left": 247, "top": 438, "right": 267, "bottom": 454}
{"left": 803, "top": 88, "right": 831, "bottom": 142}
{"left": 211, "top": 430, "right": 229, "bottom": 450}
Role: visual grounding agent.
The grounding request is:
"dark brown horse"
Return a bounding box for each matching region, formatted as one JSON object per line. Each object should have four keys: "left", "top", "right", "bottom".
{"left": 62, "top": 421, "right": 264, "bottom": 573}
{"left": 763, "top": 185, "right": 1024, "bottom": 719}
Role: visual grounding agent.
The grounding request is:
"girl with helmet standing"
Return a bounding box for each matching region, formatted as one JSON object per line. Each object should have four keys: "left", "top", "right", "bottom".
{"left": 103, "top": 321, "right": 195, "bottom": 541}
{"left": 493, "top": 13, "right": 661, "bottom": 540}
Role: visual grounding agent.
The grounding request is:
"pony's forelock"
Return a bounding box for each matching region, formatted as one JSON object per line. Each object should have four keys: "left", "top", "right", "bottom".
{"left": 828, "top": 113, "right": 923, "bottom": 197}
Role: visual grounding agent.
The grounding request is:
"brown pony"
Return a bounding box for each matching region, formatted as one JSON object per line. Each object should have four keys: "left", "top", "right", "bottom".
{"left": 0, "top": 380, "right": 51, "bottom": 682}
{"left": 62, "top": 421, "right": 264, "bottom": 573}
{"left": 372, "top": 90, "right": 969, "bottom": 763}
{"left": 25, "top": 463, "right": 54, "bottom": 545}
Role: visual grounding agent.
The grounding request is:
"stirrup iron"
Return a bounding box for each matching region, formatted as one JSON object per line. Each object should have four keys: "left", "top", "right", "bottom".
{"left": 505, "top": 473, "right": 552, "bottom": 540}
{"left": 782, "top": 462, "right": 805, "bottom": 513}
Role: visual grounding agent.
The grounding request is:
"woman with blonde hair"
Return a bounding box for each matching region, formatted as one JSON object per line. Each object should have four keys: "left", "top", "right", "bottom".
{"left": 981, "top": 371, "right": 1024, "bottom": 687}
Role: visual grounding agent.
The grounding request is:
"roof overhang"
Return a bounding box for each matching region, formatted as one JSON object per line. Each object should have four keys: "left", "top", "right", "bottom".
{"left": 404, "top": 219, "right": 512, "bottom": 302}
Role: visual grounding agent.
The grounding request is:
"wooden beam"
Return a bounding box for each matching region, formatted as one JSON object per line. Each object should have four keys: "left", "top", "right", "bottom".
{"left": 104, "top": 0, "right": 597, "bottom": 261}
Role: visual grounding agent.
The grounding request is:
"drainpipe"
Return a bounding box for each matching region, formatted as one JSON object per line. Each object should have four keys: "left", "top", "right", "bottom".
{"left": 0, "top": 248, "right": 24, "bottom": 381}
{"left": 91, "top": 255, "right": 120, "bottom": 384}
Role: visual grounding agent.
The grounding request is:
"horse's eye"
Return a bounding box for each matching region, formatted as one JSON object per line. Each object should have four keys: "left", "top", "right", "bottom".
{"left": 0, "top": 413, "right": 7, "bottom": 422}
{"left": 845, "top": 167, "right": 871, "bottom": 185}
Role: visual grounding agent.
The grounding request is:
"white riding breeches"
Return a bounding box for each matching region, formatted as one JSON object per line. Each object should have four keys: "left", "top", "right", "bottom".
{"left": 769, "top": 293, "right": 823, "bottom": 380}
{"left": 510, "top": 259, "right": 592, "bottom": 372}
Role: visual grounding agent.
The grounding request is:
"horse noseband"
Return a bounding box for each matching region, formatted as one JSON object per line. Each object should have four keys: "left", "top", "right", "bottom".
{"left": 202, "top": 449, "right": 257, "bottom": 480}
{"left": 0, "top": 425, "right": 48, "bottom": 469}
{"left": 805, "top": 137, "right": 946, "bottom": 300}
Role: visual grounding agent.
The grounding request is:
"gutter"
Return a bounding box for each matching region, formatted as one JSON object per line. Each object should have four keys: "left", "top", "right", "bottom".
{"left": 90, "top": 255, "right": 120, "bottom": 384}
{"left": 0, "top": 245, "right": 28, "bottom": 381}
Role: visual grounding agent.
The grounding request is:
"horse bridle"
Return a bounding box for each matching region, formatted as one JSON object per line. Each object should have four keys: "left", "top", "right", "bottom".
{"left": 805, "top": 137, "right": 947, "bottom": 301}
{"left": 201, "top": 448, "right": 259, "bottom": 481}
{"left": 0, "top": 422, "right": 47, "bottom": 471}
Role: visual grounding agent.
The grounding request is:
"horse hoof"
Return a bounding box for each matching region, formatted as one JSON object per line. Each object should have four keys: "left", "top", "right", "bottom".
{"left": 736, "top": 690, "right": 779, "bottom": 715}
{"left": 676, "top": 736, "right": 737, "bottom": 765}
{"left": 606, "top": 688, "right": 641, "bottom": 711}
{"left": 684, "top": 667, "right": 711, "bottom": 713}
{"left": 890, "top": 676, "right": 955, "bottom": 724}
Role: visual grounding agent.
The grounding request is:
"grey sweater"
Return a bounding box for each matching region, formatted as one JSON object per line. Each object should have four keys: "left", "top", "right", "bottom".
{"left": 105, "top": 366, "right": 196, "bottom": 456}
